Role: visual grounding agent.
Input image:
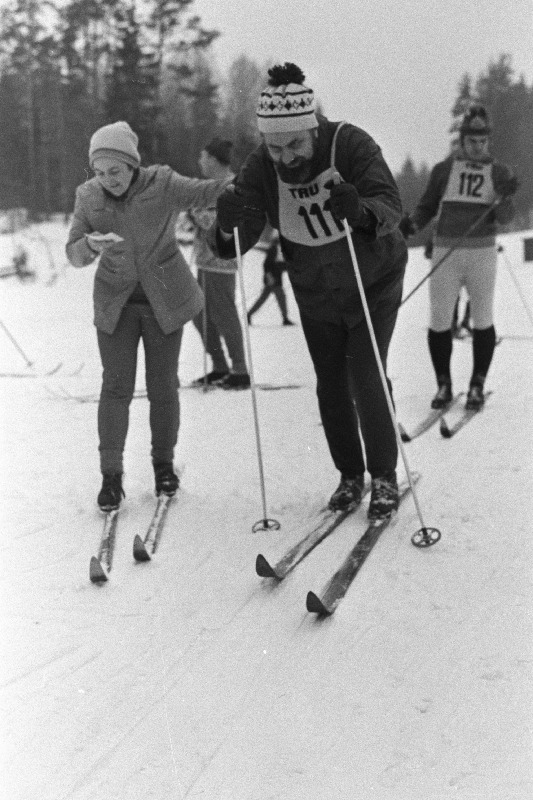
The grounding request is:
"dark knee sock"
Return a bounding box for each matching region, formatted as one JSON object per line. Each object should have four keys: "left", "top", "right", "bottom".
{"left": 471, "top": 325, "right": 496, "bottom": 384}
{"left": 428, "top": 328, "right": 453, "bottom": 383}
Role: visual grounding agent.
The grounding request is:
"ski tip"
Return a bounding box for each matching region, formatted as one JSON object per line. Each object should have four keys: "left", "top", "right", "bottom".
{"left": 46, "top": 361, "right": 63, "bottom": 376}
{"left": 306, "top": 591, "right": 332, "bottom": 616}
{"left": 89, "top": 556, "right": 108, "bottom": 583}
{"left": 133, "top": 534, "right": 151, "bottom": 563}
{"left": 255, "top": 554, "right": 278, "bottom": 578}
{"left": 439, "top": 418, "right": 453, "bottom": 438}
{"left": 398, "top": 422, "right": 411, "bottom": 442}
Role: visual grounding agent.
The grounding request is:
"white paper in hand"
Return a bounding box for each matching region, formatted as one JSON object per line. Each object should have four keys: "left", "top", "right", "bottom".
{"left": 87, "top": 232, "right": 124, "bottom": 243}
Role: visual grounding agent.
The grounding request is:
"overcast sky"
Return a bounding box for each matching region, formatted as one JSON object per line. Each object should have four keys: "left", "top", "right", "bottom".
{"left": 192, "top": 0, "right": 533, "bottom": 173}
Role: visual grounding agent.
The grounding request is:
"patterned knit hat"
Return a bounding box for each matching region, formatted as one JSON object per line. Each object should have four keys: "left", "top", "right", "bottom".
{"left": 204, "top": 137, "right": 233, "bottom": 165}
{"left": 460, "top": 104, "right": 492, "bottom": 138}
{"left": 89, "top": 121, "right": 141, "bottom": 168}
{"left": 256, "top": 63, "right": 318, "bottom": 134}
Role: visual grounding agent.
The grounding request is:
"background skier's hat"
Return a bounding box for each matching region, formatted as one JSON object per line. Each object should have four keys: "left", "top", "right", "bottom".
{"left": 203, "top": 137, "right": 233, "bottom": 165}
{"left": 460, "top": 104, "right": 492, "bottom": 138}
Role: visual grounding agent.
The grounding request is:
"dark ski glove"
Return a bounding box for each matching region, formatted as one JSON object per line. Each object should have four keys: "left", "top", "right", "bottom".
{"left": 493, "top": 175, "right": 519, "bottom": 198}
{"left": 325, "top": 180, "right": 364, "bottom": 227}
{"left": 216, "top": 185, "right": 265, "bottom": 234}
{"left": 399, "top": 213, "right": 417, "bottom": 239}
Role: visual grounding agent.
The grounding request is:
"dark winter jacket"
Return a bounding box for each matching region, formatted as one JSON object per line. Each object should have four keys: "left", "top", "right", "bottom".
{"left": 66, "top": 165, "right": 226, "bottom": 334}
{"left": 208, "top": 117, "right": 407, "bottom": 326}
{"left": 413, "top": 152, "right": 515, "bottom": 249}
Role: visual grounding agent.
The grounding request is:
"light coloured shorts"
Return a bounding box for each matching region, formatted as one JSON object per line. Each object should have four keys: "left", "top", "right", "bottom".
{"left": 429, "top": 245, "right": 497, "bottom": 331}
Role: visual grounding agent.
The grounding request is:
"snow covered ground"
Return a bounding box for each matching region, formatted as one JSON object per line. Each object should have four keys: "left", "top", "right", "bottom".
{"left": 1, "top": 220, "right": 532, "bottom": 800}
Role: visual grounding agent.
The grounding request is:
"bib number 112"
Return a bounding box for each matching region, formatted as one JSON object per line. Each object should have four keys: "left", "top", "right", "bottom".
{"left": 459, "top": 172, "right": 484, "bottom": 197}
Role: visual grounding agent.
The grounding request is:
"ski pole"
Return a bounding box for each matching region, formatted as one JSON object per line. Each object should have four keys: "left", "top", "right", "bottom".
{"left": 400, "top": 198, "right": 501, "bottom": 308}
{"left": 233, "top": 226, "right": 280, "bottom": 533}
{"left": 336, "top": 203, "right": 440, "bottom": 548}
{"left": 497, "top": 245, "right": 533, "bottom": 330}
{"left": 0, "top": 318, "right": 34, "bottom": 368}
{"left": 200, "top": 269, "right": 210, "bottom": 393}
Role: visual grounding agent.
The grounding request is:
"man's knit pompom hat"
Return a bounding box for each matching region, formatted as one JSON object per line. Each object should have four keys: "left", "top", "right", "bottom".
{"left": 89, "top": 121, "right": 141, "bottom": 168}
{"left": 256, "top": 63, "right": 318, "bottom": 134}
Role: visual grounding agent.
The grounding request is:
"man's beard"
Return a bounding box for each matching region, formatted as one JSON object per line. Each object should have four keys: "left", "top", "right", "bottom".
{"left": 275, "top": 157, "right": 314, "bottom": 185}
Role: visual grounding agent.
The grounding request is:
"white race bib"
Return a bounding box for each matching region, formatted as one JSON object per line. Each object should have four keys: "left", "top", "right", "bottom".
{"left": 277, "top": 169, "right": 347, "bottom": 247}
{"left": 442, "top": 159, "right": 495, "bottom": 206}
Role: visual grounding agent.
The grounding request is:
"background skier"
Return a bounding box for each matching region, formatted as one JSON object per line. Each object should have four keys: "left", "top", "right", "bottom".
{"left": 400, "top": 104, "right": 518, "bottom": 410}
{"left": 190, "top": 137, "right": 250, "bottom": 390}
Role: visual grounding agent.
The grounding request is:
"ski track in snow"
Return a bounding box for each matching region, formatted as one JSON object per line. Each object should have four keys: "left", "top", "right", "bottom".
{"left": 1, "top": 222, "right": 532, "bottom": 799}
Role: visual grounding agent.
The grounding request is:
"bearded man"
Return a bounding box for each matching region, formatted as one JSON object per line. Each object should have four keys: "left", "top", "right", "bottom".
{"left": 210, "top": 63, "right": 407, "bottom": 520}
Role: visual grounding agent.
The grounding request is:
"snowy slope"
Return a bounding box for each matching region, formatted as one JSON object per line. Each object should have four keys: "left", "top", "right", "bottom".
{"left": 0, "top": 222, "right": 532, "bottom": 800}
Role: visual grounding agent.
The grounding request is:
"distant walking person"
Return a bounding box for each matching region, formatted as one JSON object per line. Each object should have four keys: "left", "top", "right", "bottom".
{"left": 66, "top": 121, "right": 227, "bottom": 510}
{"left": 247, "top": 231, "right": 295, "bottom": 326}
{"left": 190, "top": 138, "right": 250, "bottom": 390}
{"left": 400, "top": 104, "right": 518, "bottom": 410}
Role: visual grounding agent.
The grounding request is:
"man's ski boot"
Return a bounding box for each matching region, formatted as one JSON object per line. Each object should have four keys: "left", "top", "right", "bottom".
{"left": 368, "top": 472, "right": 399, "bottom": 521}
{"left": 97, "top": 472, "right": 125, "bottom": 511}
{"left": 154, "top": 462, "right": 180, "bottom": 496}
{"left": 328, "top": 474, "right": 365, "bottom": 511}
{"left": 465, "top": 377, "right": 485, "bottom": 411}
{"left": 190, "top": 370, "right": 228, "bottom": 387}
{"left": 431, "top": 377, "right": 452, "bottom": 409}
{"left": 220, "top": 372, "right": 251, "bottom": 390}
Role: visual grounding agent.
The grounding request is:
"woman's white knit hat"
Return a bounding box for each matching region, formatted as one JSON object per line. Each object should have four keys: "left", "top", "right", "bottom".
{"left": 89, "top": 121, "right": 141, "bottom": 168}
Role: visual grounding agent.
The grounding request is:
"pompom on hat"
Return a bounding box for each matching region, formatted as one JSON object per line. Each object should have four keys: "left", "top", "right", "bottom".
{"left": 89, "top": 121, "right": 141, "bottom": 168}
{"left": 460, "top": 104, "right": 492, "bottom": 138}
{"left": 256, "top": 63, "right": 318, "bottom": 134}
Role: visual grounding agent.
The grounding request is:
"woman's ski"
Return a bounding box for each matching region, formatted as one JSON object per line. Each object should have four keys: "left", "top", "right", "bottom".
{"left": 89, "top": 492, "right": 175, "bottom": 582}
{"left": 133, "top": 493, "right": 174, "bottom": 562}
{"left": 90, "top": 510, "right": 120, "bottom": 583}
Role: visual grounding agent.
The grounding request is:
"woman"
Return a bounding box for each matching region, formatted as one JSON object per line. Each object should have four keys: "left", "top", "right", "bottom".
{"left": 66, "top": 121, "right": 226, "bottom": 510}
{"left": 401, "top": 104, "right": 518, "bottom": 410}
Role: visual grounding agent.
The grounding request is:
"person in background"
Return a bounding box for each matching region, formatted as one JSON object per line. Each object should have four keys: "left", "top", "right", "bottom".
{"left": 208, "top": 63, "right": 408, "bottom": 521}
{"left": 247, "top": 230, "right": 296, "bottom": 326}
{"left": 66, "top": 121, "right": 227, "bottom": 510}
{"left": 190, "top": 137, "right": 250, "bottom": 389}
{"left": 400, "top": 104, "right": 518, "bottom": 410}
